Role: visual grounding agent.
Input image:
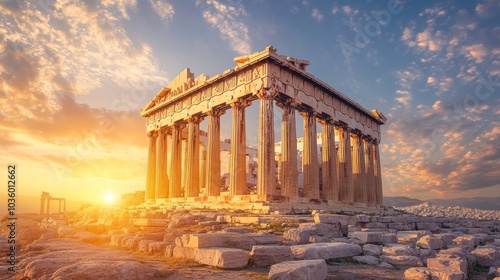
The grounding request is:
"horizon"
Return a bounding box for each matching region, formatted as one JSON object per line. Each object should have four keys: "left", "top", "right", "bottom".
{"left": 1, "top": 0, "right": 499, "bottom": 204}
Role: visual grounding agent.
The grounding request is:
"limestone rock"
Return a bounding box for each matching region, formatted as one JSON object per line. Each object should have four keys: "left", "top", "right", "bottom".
{"left": 58, "top": 226, "right": 78, "bottom": 237}
{"left": 269, "top": 259, "right": 327, "bottom": 280}
{"left": 382, "top": 244, "right": 416, "bottom": 256}
{"left": 284, "top": 223, "right": 341, "bottom": 244}
{"left": 353, "top": 255, "right": 380, "bottom": 265}
{"left": 471, "top": 247, "right": 499, "bottom": 267}
{"left": 427, "top": 257, "right": 468, "bottom": 275}
{"left": 380, "top": 255, "right": 423, "bottom": 267}
{"left": 363, "top": 244, "right": 382, "bottom": 256}
{"left": 351, "top": 231, "right": 382, "bottom": 243}
{"left": 291, "top": 242, "right": 362, "bottom": 260}
{"left": 250, "top": 245, "right": 292, "bottom": 267}
{"left": 194, "top": 247, "right": 249, "bottom": 269}
{"left": 404, "top": 267, "right": 429, "bottom": 280}
{"left": 453, "top": 235, "right": 479, "bottom": 247}
{"left": 417, "top": 235, "right": 443, "bottom": 250}
{"left": 50, "top": 260, "right": 156, "bottom": 280}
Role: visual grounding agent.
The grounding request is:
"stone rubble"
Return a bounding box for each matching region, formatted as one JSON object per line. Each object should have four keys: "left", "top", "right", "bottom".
{"left": 5, "top": 205, "right": 500, "bottom": 279}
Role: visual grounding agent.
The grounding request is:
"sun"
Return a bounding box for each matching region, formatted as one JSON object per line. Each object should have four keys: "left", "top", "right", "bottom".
{"left": 104, "top": 192, "right": 117, "bottom": 205}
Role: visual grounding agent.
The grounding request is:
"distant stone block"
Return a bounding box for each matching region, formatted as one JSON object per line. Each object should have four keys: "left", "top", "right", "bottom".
{"left": 269, "top": 259, "right": 327, "bottom": 280}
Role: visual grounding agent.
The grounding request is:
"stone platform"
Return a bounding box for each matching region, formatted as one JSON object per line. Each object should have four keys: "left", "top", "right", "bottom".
{"left": 145, "top": 194, "right": 383, "bottom": 214}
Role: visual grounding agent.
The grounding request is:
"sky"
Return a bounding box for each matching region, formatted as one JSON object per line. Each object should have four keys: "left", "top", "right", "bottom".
{"left": 1, "top": 0, "right": 499, "bottom": 204}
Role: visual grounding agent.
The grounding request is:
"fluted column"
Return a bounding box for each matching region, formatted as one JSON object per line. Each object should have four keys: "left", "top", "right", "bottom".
{"left": 338, "top": 126, "right": 354, "bottom": 203}
{"left": 206, "top": 109, "right": 223, "bottom": 196}
{"left": 320, "top": 118, "right": 337, "bottom": 201}
{"left": 257, "top": 89, "right": 276, "bottom": 195}
{"left": 169, "top": 123, "right": 184, "bottom": 198}
{"left": 373, "top": 140, "right": 383, "bottom": 207}
{"left": 358, "top": 134, "right": 367, "bottom": 204}
{"left": 352, "top": 133, "right": 367, "bottom": 204}
{"left": 300, "top": 110, "right": 319, "bottom": 199}
{"left": 156, "top": 127, "right": 169, "bottom": 199}
{"left": 277, "top": 99, "right": 298, "bottom": 197}
{"left": 184, "top": 116, "right": 203, "bottom": 197}
{"left": 229, "top": 99, "right": 250, "bottom": 195}
{"left": 145, "top": 130, "right": 157, "bottom": 202}
{"left": 364, "top": 138, "right": 376, "bottom": 206}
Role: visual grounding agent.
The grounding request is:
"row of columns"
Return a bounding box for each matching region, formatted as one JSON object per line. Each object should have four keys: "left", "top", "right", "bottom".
{"left": 145, "top": 91, "right": 383, "bottom": 206}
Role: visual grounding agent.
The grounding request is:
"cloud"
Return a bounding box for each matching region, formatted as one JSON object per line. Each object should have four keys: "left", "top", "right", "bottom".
{"left": 461, "top": 44, "right": 488, "bottom": 63}
{"left": 311, "top": 8, "right": 323, "bottom": 21}
{"left": 342, "top": 5, "right": 358, "bottom": 15}
{"left": 148, "top": 0, "right": 175, "bottom": 25}
{"left": 197, "top": 0, "right": 251, "bottom": 55}
{"left": 102, "top": 0, "right": 137, "bottom": 19}
{"left": 476, "top": 0, "right": 500, "bottom": 18}
{"left": 416, "top": 29, "right": 446, "bottom": 52}
{"left": 0, "top": 0, "right": 166, "bottom": 188}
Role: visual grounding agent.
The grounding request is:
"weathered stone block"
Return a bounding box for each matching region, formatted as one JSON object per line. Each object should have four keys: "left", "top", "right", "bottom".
{"left": 427, "top": 257, "right": 467, "bottom": 275}
{"left": 417, "top": 235, "right": 443, "bottom": 250}
{"left": 363, "top": 244, "right": 382, "bottom": 256}
{"left": 472, "top": 247, "right": 499, "bottom": 267}
{"left": 195, "top": 247, "right": 249, "bottom": 268}
{"left": 269, "top": 259, "right": 327, "bottom": 280}
{"left": 379, "top": 255, "right": 423, "bottom": 267}
{"left": 453, "top": 235, "right": 479, "bottom": 247}
{"left": 291, "top": 242, "right": 362, "bottom": 260}
{"left": 284, "top": 223, "right": 341, "bottom": 244}
{"left": 382, "top": 244, "right": 415, "bottom": 256}
{"left": 353, "top": 255, "right": 379, "bottom": 265}
{"left": 380, "top": 234, "right": 398, "bottom": 245}
{"left": 250, "top": 245, "right": 292, "bottom": 267}
{"left": 351, "top": 232, "right": 382, "bottom": 243}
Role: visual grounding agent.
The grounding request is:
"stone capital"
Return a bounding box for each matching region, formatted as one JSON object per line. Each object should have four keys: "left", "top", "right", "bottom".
{"left": 206, "top": 108, "right": 225, "bottom": 117}
{"left": 318, "top": 116, "right": 335, "bottom": 125}
{"left": 229, "top": 98, "right": 251, "bottom": 109}
{"left": 186, "top": 115, "right": 204, "bottom": 124}
{"left": 298, "top": 109, "right": 317, "bottom": 118}
{"left": 275, "top": 98, "right": 298, "bottom": 109}
{"left": 256, "top": 88, "right": 277, "bottom": 100}
{"left": 147, "top": 131, "right": 158, "bottom": 138}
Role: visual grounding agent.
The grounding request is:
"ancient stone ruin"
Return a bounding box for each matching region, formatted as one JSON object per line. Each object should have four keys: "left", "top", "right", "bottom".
{"left": 140, "top": 46, "right": 387, "bottom": 212}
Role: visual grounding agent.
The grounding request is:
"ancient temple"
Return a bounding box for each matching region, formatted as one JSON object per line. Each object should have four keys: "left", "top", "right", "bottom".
{"left": 141, "top": 46, "right": 386, "bottom": 210}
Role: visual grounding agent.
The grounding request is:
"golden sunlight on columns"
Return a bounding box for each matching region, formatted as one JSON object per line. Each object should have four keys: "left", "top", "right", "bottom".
{"left": 338, "top": 126, "right": 354, "bottom": 203}
{"left": 300, "top": 110, "right": 320, "bottom": 199}
{"left": 374, "top": 140, "right": 383, "bottom": 207}
{"left": 184, "top": 116, "right": 203, "bottom": 197}
{"left": 277, "top": 99, "right": 298, "bottom": 197}
{"left": 156, "top": 127, "right": 169, "bottom": 199}
{"left": 364, "top": 138, "right": 376, "bottom": 206}
{"left": 320, "top": 118, "right": 337, "bottom": 201}
{"left": 352, "top": 133, "right": 367, "bottom": 204}
{"left": 257, "top": 89, "right": 276, "bottom": 195}
{"left": 145, "top": 130, "right": 157, "bottom": 202}
{"left": 206, "top": 109, "right": 223, "bottom": 196}
{"left": 169, "top": 123, "right": 184, "bottom": 198}
{"left": 358, "top": 134, "right": 367, "bottom": 204}
{"left": 229, "top": 99, "right": 250, "bottom": 195}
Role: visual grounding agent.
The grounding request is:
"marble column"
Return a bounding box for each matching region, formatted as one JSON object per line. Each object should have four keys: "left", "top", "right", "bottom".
{"left": 277, "top": 99, "right": 298, "bottom": 197}
{"left": 206, "top": 109, "right": 223, "bottom": 196}
{"left": 358, "top": 135, "right": 367, "bottom": 204}
{"left": 338, "top": 126, "right": 354, "bottom": 203}
{"left": 320, "top": 118, "right": 337, "bottom": 201}
{"left": 229, "top": 99, "right": 249, "bottom": 196}
{"left": 40, "top": 198, "right": 45, "bottom": 215}
{"left": 145, "top": 130, "right": 157, "bottom": 202}
{"left": 352, "top": 133, "right": 367, "bottom": 204}
{"left": 184, "top": 116, "right": 203, "bottom": 197}
{"left": 300, "top": 110, "right": 319, "bottom": 199}
{"left": 364, "top": 138, "right": 375, "bottom": 206}
{"left": 156, "top": 127, "right": 169, "bottom": 199}
{"left": 374, "top": 140, "right": 383, "bottom": 207}
{"left": 169, "top": 123, "right": 183, "bottom": 198}
{"left": 257, "top": 89, "right": 276, "bottom": 195}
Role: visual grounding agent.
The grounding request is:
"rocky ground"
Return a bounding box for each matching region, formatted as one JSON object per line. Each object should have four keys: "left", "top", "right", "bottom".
{"left": 1, "top": 205, "right": 499, "bottom": 280}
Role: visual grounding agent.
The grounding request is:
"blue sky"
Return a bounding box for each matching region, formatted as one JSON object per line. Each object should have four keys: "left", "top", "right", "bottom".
{"left": 0, "top": 0, "right": 498, "bottom": 202}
